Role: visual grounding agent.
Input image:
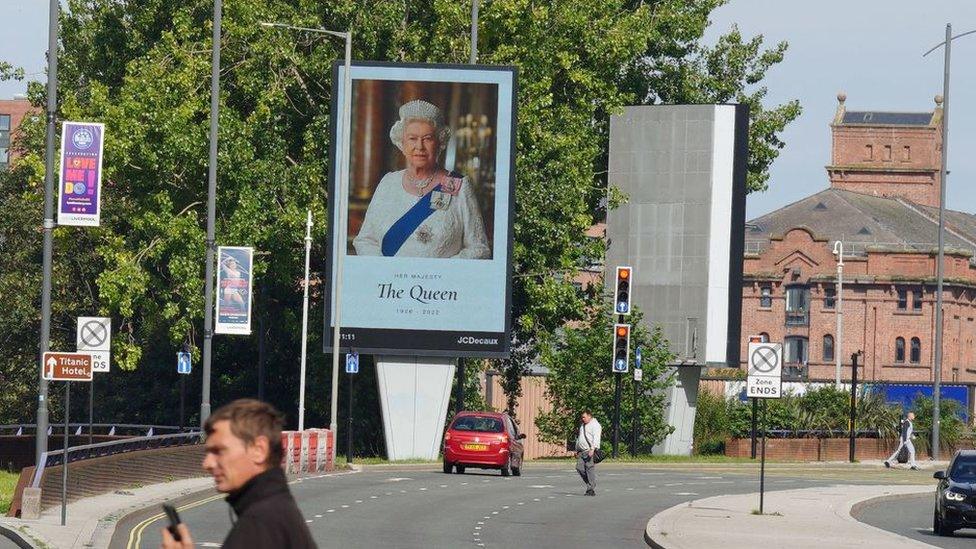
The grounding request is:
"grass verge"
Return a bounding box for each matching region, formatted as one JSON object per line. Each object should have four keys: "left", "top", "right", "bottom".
{"left": 0, "top": 470, "right": 21, "bottom": 515}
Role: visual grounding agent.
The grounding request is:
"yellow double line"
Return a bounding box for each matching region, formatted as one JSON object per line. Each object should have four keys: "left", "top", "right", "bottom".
{"left": 126, "top": 493, "right": 224, "bottom": 549}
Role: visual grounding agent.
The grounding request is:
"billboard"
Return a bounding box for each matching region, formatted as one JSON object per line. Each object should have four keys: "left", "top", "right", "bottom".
{"left": 215, "top": 246, "right": 254, "bottom": 335}
{"left": 324, "top": 62, "right": 516, "bottom": 357}
{"left": 58, "top": 121, "right": 105, "bottom": 227}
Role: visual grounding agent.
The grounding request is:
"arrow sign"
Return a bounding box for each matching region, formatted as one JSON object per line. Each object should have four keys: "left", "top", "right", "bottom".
{"left": 42, "top": 352, "right": 93, "bottom": 381}
{"left": 635, "top": 346, "right": 642, "bottom": 369}
{"left": 345, "top": 352, "right": 359, "bottom": 374}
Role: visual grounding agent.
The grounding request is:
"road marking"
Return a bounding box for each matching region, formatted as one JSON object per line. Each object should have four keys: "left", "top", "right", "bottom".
{"left": 674, "top": 492, "right": 698, "bottom": 496}
{"left": 665, "top": 483, "right": 682, "bottom": 486}
{"left": 475, "top": 526, "right": 482, "bottom": 530}
{"left": 698, "top": 476, "right": 722, "bottom": 480}
{"left": 355, "top": 500, "right": 363, "bottom": 503}
{"left": 315, "top": 514, "right": 322, "bottom": 518}
{"left": 648, "top": 485, "right": 656, "bottom": 488}
{"left": 341, "top": 505, "right": 349, "bottom": 508}
{"left": 440, "top": 484, "right": 448, "bottom": 488}
{"left": 199, "top": 544, "right": 221, "bottom": 548}
{"left": 478, "top": 522, "right": 484, "bottom": 525}
{"left": 517, "top": 502, "right": 524, "bottom": 505}
{"left": 386, "top": 477, "right": 413, "bottom": 482}
{"left": 327, "top": 509, "right": 335, "bottom": 513}
{"left": 533, "top": 498, "right": 540, "bottom": 502}
{"left": 528, "top": 485, "right": 554, "bottom": 488}
{"left": 627, "top": 488, "right": 634, "bottom": 491}
{"left": 370, "top": 495, "right": 378, "bottom": 499}
{"left": 127, "top": 492, "right": 224, "bottom": 549}
{"left": 306, "top": 519, "right": 313, "bottom": 523}
{"left": 492, "top": 511, "right": 499, "bottom": 514}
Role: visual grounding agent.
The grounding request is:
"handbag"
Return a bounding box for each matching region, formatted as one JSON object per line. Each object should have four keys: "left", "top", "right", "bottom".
{"left": 582, "top": 423, "right": 605, "bottom": 464}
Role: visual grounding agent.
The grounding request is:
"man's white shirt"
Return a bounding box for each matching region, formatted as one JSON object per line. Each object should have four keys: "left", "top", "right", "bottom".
{"left": 576, "top": 418, "right": 602, "bottom": 452}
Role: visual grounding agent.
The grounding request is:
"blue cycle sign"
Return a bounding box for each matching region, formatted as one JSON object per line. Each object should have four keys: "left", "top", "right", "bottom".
{"left": 345, "top": 352, "right": 359, "bottom": 374}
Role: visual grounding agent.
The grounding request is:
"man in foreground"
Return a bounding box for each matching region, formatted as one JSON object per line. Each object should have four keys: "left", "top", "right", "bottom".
{"left": 162, "top": 399, "right": 317, "bottom": 548}
{"left": 575, "top": 410, "right": 602, "bottom": 496}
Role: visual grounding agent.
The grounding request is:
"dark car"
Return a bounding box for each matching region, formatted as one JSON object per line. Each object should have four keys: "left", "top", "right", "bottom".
{"left": 443, "top": 411, "right": 525, "bottom": 476}
{"left": 933, "top": 449, "right": 976, "bottom": 536}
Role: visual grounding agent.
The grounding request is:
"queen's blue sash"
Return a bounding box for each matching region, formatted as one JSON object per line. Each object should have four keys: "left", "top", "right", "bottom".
{"left": 381, "top": 184, "right": 443, "bottom": 257}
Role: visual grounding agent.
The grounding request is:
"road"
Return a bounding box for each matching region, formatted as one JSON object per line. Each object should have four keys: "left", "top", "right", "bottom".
{"left": 857, "top": 493, "right": 976, "bottom": 549}
{"left": 117, "top": 463, "right": 876, "bottom": 549}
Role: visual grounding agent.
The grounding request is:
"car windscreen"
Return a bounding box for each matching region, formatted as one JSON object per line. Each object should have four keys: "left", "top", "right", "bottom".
{"left": 950, "top": 456, "right": 976, "bottom": 482}
{"left": 451, "top": 416, "right": 504, "bottom": 433}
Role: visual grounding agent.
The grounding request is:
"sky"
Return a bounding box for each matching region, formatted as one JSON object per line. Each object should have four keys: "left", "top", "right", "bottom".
{"left": 2, "top": 1, "right": 975, "bottom": 219}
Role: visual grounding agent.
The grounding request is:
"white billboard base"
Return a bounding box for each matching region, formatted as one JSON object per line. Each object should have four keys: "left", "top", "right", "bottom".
{"left": 652, "top": 367, "right": 702, "bottom": 456}
{"left": 376, "top": 355, "right": 456, "bottom": 461}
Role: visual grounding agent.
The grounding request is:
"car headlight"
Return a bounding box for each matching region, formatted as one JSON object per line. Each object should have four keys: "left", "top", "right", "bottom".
{"left": 944, "top": 490, "right": 966, "bottom": 502}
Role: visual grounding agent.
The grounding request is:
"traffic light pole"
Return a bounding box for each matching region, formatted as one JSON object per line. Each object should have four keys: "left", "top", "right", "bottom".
{"left": 612, "top": 312, "right": 625, "bottom": 458}
{"left": 630, "top": 377, "right": 638, "bottom": 457}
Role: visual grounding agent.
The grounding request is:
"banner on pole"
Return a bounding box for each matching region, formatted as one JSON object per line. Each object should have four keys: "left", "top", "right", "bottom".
{"left": 215, "top": 246, "right": 254, "bottom": 335}
{"left": 58, "top": 122, "right": 105, "bottom": 227}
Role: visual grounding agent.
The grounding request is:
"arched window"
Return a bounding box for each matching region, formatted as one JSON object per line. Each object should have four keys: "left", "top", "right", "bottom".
{"left": 910, "top": 337, "right": 921, "bottom": 364}
{"left": 895, "top": 337, "right": 905, "bottom": 363}
{"left": 823, "top": 335, "right": 834, "bottom": 362}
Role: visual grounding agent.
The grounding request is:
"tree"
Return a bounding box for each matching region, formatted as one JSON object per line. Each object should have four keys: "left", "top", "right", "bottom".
{"left": 535, "top": 296, "right": 675, "bottom": 453}
{"left": 0, "top": 1, "right": 799, "bottom": 453}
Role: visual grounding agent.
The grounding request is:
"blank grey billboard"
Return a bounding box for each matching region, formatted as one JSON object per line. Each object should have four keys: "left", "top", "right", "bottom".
{"left": 606, "top": 104, "right": 748, "bottom": 367}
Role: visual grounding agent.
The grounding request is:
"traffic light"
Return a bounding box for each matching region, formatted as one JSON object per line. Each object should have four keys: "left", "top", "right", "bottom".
{"left": 613, "top": 323, "right": 630, "bottom": 373}
{"left": 614, "top": 266, "right": 632, "bottom": 315}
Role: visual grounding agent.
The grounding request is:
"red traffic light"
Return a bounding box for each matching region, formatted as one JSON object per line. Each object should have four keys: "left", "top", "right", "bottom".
{"left": 618, "top": 268, "right": 630, "bottom": 280}
{"left": 616, "top": 325, "right": 629, "bottom": 337}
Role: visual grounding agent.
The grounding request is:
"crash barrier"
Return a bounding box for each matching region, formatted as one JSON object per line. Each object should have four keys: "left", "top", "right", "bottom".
{"left": 281, "top": 429, "right": 335, "bottom": 474}
{"left": 7, "top": 432, "right": 204, "bottom": 518}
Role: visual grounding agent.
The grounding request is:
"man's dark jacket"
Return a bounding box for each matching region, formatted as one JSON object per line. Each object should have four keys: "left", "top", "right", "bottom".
{"left": 222, "top": 466, "right": 317, "bottom": 548}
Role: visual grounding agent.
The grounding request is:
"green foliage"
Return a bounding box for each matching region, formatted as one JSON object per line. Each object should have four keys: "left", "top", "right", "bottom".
{"left": 1, "top": 1, "right": 799, "bottom": 453}
{"left": 535, "top": 295, "right": 675, "bottom": 452}
{"left": 911, "top": 395, "right": 966, "bottom": 456}
{"left": 0, "top": 470, "right": 19, "bottom": 515}
{"left": 696, "top": 386, "right": 905, "bottom": 454}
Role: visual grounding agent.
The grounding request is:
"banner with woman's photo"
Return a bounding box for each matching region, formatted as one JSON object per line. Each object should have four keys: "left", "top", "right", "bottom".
{"left": 215, "top": 246, "right": 254, "bottom": 335}
{"left": 324, "top": 62, "right": 516, "bottom": 357}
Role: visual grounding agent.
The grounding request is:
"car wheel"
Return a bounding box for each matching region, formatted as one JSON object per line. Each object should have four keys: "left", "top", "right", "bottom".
{"left": 501, "top": 457, "right": 512, "bottom": 477}
{"left": 456, "top": 465, "right": 465, "bottom": 474}
{"left": 443, "top": 459, "right": 453, "bottom": 474}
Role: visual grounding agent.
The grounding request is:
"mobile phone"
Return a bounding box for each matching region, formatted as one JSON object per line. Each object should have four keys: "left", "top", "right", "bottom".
{"left": 162, "top": 503, "right": 182, "bottom": 542}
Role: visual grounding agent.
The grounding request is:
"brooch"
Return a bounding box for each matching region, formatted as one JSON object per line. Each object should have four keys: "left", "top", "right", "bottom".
{"left": 416, "top": 225, "right": 433, "bottom": 244}
{"left": 430, "top": 191, "right": 452, "bottom": 210}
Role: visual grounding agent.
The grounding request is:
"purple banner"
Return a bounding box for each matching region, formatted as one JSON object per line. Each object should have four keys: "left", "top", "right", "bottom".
{"left": 58, "top": 121, "right": 104, "bottom": 227}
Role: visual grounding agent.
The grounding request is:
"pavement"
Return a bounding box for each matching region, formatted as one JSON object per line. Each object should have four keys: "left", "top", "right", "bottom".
{"left": 0, "top": 476, "right": 213, "bottom": 549}
{"left": 645, "top": 483, "right": 937, "bottom": 548}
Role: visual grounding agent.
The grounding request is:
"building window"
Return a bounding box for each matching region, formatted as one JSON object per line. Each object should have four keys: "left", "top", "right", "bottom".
{"left": 912, "top": 289, "right": 922, "bottom": 311}
{"left": 883, "top": 145, "right": 892, "bottom": 161}
{"left": 0, "top": 114, "right": 10, "bottom": 171}
{"left": 824, "top": 286, "right": 836, "bottom": 309}
{"left": 823, "top": 334, "right": 834, "bottom": 362}
{"left": 897, "top": 288, "right": 907, "bottom": 310}
{"left": 785, "top": 286, "right": 809, "bottom": 325}
{"left": 785, "top": 336, "right": 808, "bottom": 364}
{"left": 895, "top": 337, "right": 905, "bottom": 363}
{"left": 759, "top": 285, "right": 772, "bottom": 308}
{"left": 910, "top": 337, "right": 921, "bottom": 364}
{"left": 903, "top": 145, "right": 911, "bottom": 161}
{"left": 864, "top": 144, "right": 873, "bottom": 160}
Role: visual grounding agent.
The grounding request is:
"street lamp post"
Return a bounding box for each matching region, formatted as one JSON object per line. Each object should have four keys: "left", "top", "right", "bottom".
{"left": 260, "top": 23, "right": 352, "bottom": 457}
{"left": 832, "top": 241, "right": 844, "bottom": 389}
{"left": 298, "top": 210, "right": 312, "bottom": 431}
{"left": 923, "top": 24, "right": 976, "bottom": 461}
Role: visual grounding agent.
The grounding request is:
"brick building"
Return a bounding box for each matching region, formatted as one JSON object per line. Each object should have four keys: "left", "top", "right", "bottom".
{"left": 742, "top": 92, "right": 976, "bottom": 384}
{"left": 0, "top": 96, "right": 35, "bottom": 170}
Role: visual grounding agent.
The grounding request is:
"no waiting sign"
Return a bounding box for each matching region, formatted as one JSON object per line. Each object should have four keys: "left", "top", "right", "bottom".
{"left": 747, "top": 342, "right": 783, "bottom": 399}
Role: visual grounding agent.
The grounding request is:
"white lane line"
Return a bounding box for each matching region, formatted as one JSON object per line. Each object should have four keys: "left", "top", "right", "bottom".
{"left": 477, "top": 522, "right": 484, "bottom": 525}
{"left": 502, "top": 506, "right": 509, "bottom": 509}
{"left": 627, "top": 488, "right": 634, "bottom": 491}
{"left": 341, "top": 504, "right": 349, "bottom": 508}
{"left": 306, "top": 519, "right": 313, "bottom": 523}
{"left": 419, "top": 488, "right": 428, "bottom": 491}
{"left": 385, "top": 477, "right": 413, "bottom": 482}
{"left": 648, "top": 485, "right": 657, "bottom": 488}
{"left": 492, "top": 511, "right": 499, "bottom": 515}
{"left": 440, "top": 484, "right": 448, "bottom": 488}
{"left": 475, "top": 526, "right": 482, "bottom": 530}
{"left": 528, "top": 485, "right": 554, "bottom": 488}
{"left": 533, "top": 498, "right": 540, "bottom": 502}
{"left": 315, "top": 514, "right": 323, "bottom": 518}
{"left": 355, "top": 500, "right": 363, "bottom": 503}
{"left": 665, "top": 483, "right": 682, "bottom": 486}
{"left": 517, "top": 502, "right": 524, "bottom": 505}
{"left": 370, "top": 495, "right": 378, "bottom": 499}
{"left": 674, "top": 492, "right": 699, "bottom": 496}
{"left": 462, "top": 482, "right": 469, "bottom": 485}
{"left": 327, "top": 509, "right": 335, "bottom": 513}
{"left": 698, "top": 476, "right": 722, "bottom": 480}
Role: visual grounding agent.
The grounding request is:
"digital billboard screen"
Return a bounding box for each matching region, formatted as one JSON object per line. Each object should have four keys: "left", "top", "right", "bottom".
{"left": 324, "top": 62, "right": 516, "bottom": 357}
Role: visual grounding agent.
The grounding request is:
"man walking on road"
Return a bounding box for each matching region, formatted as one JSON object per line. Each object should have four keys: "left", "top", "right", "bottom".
{"left": 576, "top": 410, "right": 602, "bottom": 496}
{"left": 884, "top": 411, "right": 919, "bottom": 471}
{"left": 162, "top": 399, "right": 317, "bottom": 548}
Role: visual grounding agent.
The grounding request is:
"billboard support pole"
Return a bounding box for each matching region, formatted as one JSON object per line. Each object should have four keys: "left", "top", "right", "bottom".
{"left": 298, "top": 210, "right": 312, "bottom": 431}
{"left": 61, "top": 382, "right": 69, "bottom": 526}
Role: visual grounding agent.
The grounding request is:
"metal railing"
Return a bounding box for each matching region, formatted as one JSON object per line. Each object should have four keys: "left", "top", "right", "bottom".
{"left": 31, "top": 431, "right": 202, "bottom": 488}
{"left": 0, "top": 424, "right": 189, "bottom": 436}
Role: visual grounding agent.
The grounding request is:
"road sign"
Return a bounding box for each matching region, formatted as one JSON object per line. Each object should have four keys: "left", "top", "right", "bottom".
{"left": 42, "top": 352, "right": 93, "bottom": 381}
{"left": 88, "top": 351, "right": 109, "bottom": 373}
{"left": 635, "top": 346, "right": 642, "bottom": 369}
{"left": 746, "top": 342, "right": 783, "bottom": 399}
{"left": 345, "top": 352, "right": 359, "bottom": 374}
{"left": 177, "top": 352, "right": 192, "bottom": 375}
{"left": 77, "top": 317, "right": 111, "bottom": 351}
{"left": 633, "top": 368, "right": 643, "bottom": 382}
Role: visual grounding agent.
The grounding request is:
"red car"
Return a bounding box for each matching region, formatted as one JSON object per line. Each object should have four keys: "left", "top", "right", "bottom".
{"left": 443, "top": 411, "right": 525, "bottom": 476}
